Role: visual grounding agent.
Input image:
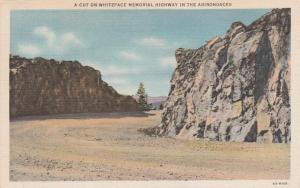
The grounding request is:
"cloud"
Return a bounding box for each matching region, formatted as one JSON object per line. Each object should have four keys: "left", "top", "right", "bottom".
{"left": 61, "top": 32, "right": 82, "bottom": 46}
{"left": 136, "top": 37, "right": 166, "bottom": 48}
{"left": 160, "top": 56, "right": 176, "bottom": 68}
{"left": 119, "top": 51, "right": 141, "bottom": 61}
{"left": 33, "top": 26, "right": 56, "bottom": 47}
{"left": 135, "top": 36, "right": 184, "bottom": 51}
{"left": 17, "top": 43, "right": 41, "bottom": 57}
{"left": 18, "top": 26, "right": 84, "bottom": 56}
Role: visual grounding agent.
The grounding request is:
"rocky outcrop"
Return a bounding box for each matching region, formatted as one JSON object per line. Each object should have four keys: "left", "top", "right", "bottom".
{"left": 157, "top": 9, "right": 290, "bottom": 143}
{"left": 10, "top": 56, "right": 140, "bottom": 117}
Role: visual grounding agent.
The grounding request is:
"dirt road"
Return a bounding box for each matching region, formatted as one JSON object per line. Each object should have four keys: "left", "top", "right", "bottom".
{"left": 10, "top": 111, "right": 290, "bottom": 180}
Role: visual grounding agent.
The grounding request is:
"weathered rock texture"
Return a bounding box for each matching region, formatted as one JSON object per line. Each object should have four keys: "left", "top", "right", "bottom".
{"left": 158, "top": 9, "right": 290, "bottom": 143}
{"left": 10, "top": 56, "right": 140, "bottom": 117}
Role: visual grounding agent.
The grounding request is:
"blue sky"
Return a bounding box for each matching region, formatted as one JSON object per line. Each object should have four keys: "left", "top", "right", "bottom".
{"left": 11, "top": 9, "right": 270, "bottom": 96}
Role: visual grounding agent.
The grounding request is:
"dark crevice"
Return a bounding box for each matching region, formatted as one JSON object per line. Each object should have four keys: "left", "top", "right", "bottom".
{"left": 254, "top": 31, "right": 275, "bottom": 103}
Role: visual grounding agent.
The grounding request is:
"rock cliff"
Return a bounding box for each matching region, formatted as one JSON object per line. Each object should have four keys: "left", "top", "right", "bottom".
{"left": 157, "top": 9, "right": 290, "bottom": 143}
{"left": 10, "top": 56, "right": 140, "bottom": 117}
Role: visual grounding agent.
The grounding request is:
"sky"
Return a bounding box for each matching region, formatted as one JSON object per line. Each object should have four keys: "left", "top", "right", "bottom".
{"left": 11, "top": 9, "right": 270, "bottom": 96}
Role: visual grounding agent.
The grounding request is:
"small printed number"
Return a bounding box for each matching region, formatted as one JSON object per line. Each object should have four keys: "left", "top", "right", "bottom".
{"left": 273, "top": 182, "right": 288, "bottom": 185}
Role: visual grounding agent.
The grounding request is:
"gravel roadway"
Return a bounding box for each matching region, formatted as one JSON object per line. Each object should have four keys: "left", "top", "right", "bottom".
{"left": 10, "top": 110, "right": 290, "bottom": 181}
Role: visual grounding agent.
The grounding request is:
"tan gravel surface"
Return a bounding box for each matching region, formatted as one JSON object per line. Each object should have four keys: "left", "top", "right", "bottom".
{"left": 10, "top": 111, "right": 290, "bottom": 180}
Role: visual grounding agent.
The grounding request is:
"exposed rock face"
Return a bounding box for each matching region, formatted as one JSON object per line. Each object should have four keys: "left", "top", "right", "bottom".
{"left": 10, "top": 56, "right": 140, "bottom": 117}
{"left": 158, "top": 9, "right": 290, "bottom": 143}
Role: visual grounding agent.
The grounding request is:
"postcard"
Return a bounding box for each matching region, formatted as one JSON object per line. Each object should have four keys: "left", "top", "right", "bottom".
{"left": 1, "top": 0, "right": 300, "bottom": 188}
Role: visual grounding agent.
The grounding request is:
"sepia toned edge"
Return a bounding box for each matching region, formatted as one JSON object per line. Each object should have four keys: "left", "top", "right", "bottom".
{"left": 1, "top": 0, "right": 300, "bottom": 187}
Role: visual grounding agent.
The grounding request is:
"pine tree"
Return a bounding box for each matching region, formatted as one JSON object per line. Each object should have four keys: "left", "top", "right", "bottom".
{"left": 159, "top": 103, "right": 164, "bottom": 110}
{"left": 136, "top": 82, "right": 148, "bottom": 110}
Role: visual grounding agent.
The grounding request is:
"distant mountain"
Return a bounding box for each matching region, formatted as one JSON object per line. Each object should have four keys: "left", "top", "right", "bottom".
{"left": 148, "top": 96, "right": 168, "bottom": 104}
{"left": 133, "top": 95, "right": 167, "bottom": 109}
{"left": 148, "top": 96, "right": 168, "bottom": 109}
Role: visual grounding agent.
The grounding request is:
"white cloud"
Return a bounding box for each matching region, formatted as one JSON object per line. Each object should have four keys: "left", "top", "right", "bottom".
{"left": 61, "top": 32, "right": 82, "bottom": 46}
{"left": 21, "top": 26, "right": 84, "bottom": 55}
{"left": 160, "top": 56, "right": 176, "bottom": 68}
{"left": 119, "top": 51, "right": 141, "bottom": 61}
{"left": 136, "top": 37, "right": 166, "bottom": 48}
{"left": 33, "top": 26, "right": 56, "bottom": 47}
{"left": 17, "top": 43, "right": 41, "bottom": 57}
